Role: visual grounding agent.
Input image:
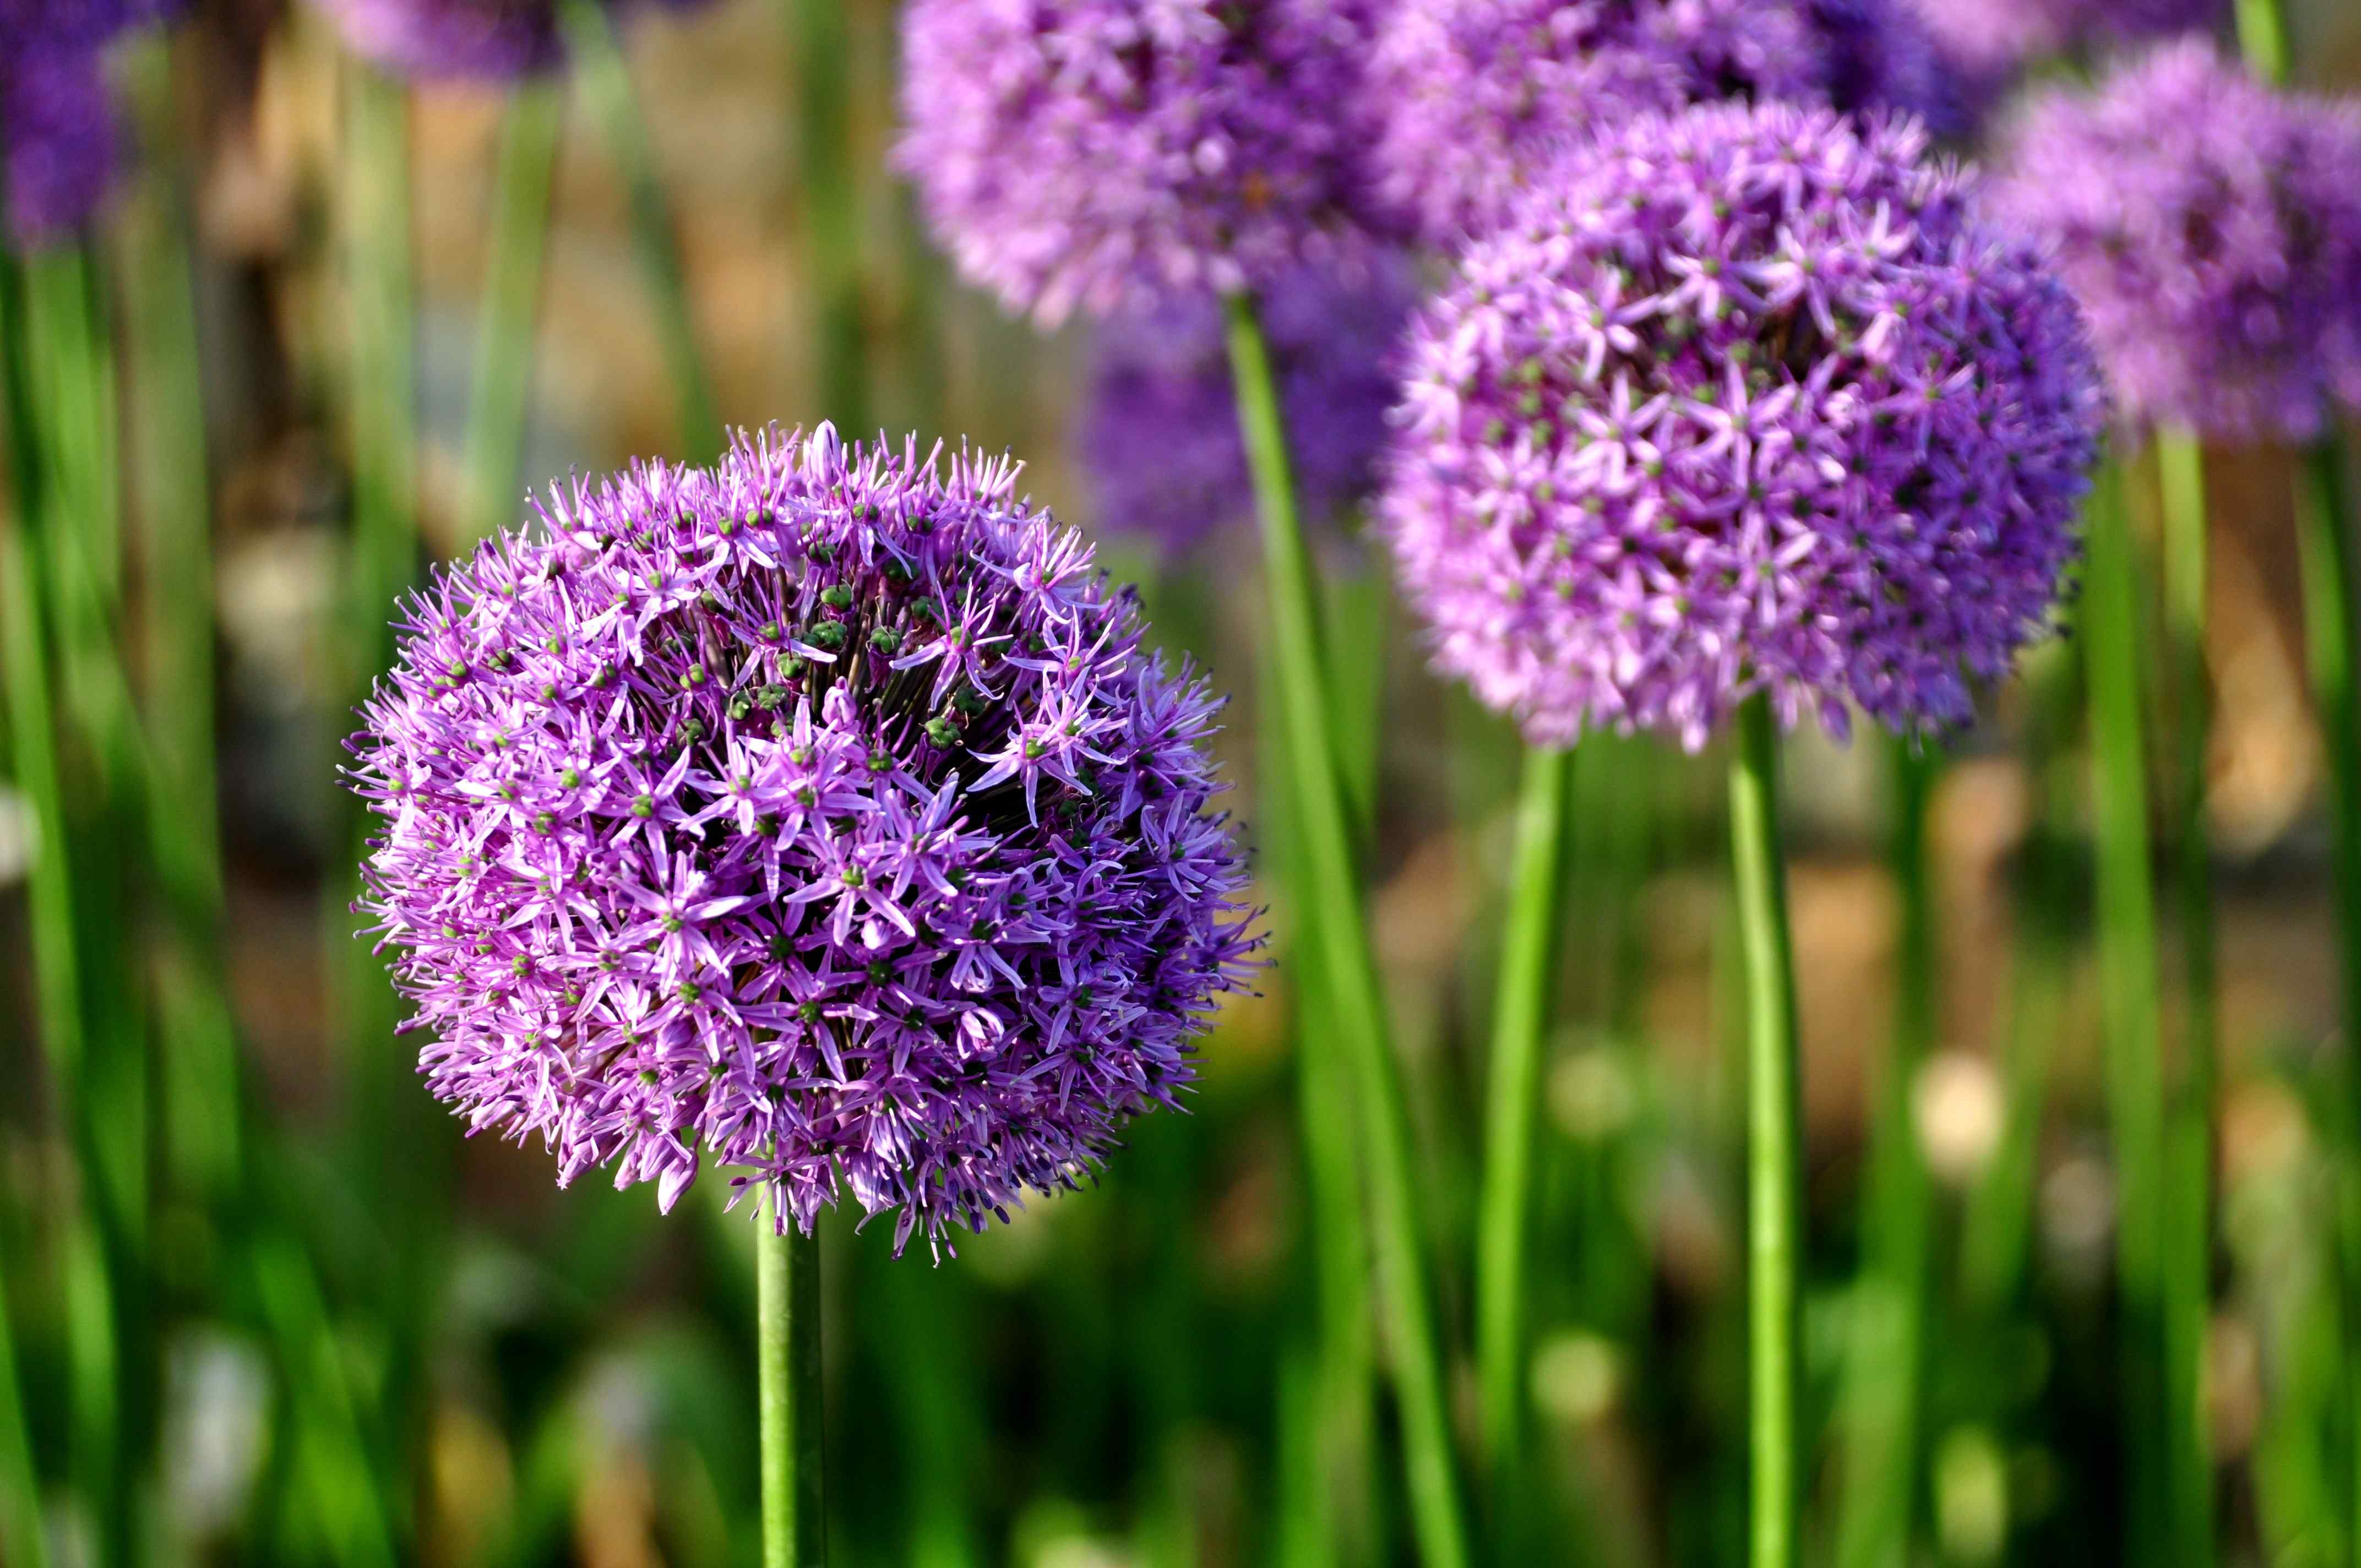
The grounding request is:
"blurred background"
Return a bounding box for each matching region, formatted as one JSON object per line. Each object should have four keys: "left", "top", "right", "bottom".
{"left": 4, "top": 1, "right": 2361, "bottom": 1564}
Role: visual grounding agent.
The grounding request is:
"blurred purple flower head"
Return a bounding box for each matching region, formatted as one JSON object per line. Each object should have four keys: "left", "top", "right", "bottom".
{"left": 1080, "top": 259, "right": 1414, "bottom": 556}
{"left": 1906, "top": 0, "right": 2217, "bottom": 74}
{"left": 1362, "top": 0, "right": 1819, "bottom": 247}
{"left": 895, "top": 0, "right": 1384, "bottom": 324}
{"left": 1379, "top": 102, "right": 2102, "bottom": 752}
{"left": 0, "top": 0, "right": 177, "bottom": 244}
{"left": 319, "top": 0, "right": 712, "bottom": 82}
{"left": 1992, "top": 40, "right": 2361, "bottom": 442}
{"left": 349, "top": 425, "right": 1261, "bottom": 1250}
{"left": 1805, "top": 0, "right": 1982, "bottom": 138}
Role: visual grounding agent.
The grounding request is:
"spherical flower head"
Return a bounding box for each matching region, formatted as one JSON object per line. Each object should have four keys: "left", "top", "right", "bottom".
{"left": 1362, "top": 0, "right": 1825, "bottom": 247}
{"left": 1992, "top": 41, "right": 2361, "bottom": 443}
{"left": 349, "top": 425, "right": 1261, "bottom": 1251}
{"left": 1379, "top": 103, "right": 2103, "bottom": 752}
{"left": 895, "top": 0, "right": 1383, "bottom": 325}
{"left": 1079, "top": 258, "right": 1413, "bottom": 556}
{"left": 319, "top": 0, "right": 714, "bottom": 82}
{"left": 1907, "top": 0, "right": 2217, "bottom": 75}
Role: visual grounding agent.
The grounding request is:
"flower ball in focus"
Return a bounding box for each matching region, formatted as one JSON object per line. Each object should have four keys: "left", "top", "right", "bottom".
{"left": 1993, "top": 40, "right": 2361, "bottom": 442}
{"left": 1379, "top": 103, "right": 2103, "bottom": 752}
{"left": 896, "top": 0, "right": 1382, "bottom": 323}
{"left": 351, "top": 427, "right": 1261, "bottom": 1250}
{"left": 1080, "top": 259, "right": 1414, "bottom": 557}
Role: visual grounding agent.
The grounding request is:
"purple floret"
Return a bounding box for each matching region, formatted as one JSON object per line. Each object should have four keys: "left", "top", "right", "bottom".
{"left": 1080, "top": 259, "right": 1414, "bottom": 556}
{"left": 318, "top": 0, "right": 715, "bottom": 82}
{"left": 348, "top": 425, "right": 1261, "bottom": 1250}
{"left": 1378, "top": 102, "right": 2103, "bottom": 752}
{"left": 895, "top": 0, "right": 1384, "bottom": 324}
{"left": 1993, "top": 40, "right": 2361, "bottom": 443}
{"left": 0, "top": 0, "right": 177, "bottom": 244}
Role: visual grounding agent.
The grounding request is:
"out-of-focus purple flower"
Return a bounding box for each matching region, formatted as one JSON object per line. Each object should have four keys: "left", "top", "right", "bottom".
{"left": 1362, "top": 0, "right": 1979, "bottom": 247}
{"left": 1362, "top": 0, "right": 1818, "bottom": 247}
{"left": 1080, "top": 259, "right": 1414, "bottom": 556}
{"left": 1907, "top": 0, "right": 2217, "bottom": 75}
{"left": 895, "top": 0, "right": 1383, "bottom": 324}
{"left": 348, "top": 425, "right": 1260, "bottom": 1250}
{"left": 1992, "top": 40, "right": 2361, "bottom": 442}
{"left": 0, "top": 0, "right": 177, "bottom": 244}
{"left": 1379, "top": 102, "right": 2102, "bottom": 752}
{"left": 1806, "top": 0, "right": 1982, "bottom": 138}
{"left": 318, "top": 0, "right": 714, "bottom": 82}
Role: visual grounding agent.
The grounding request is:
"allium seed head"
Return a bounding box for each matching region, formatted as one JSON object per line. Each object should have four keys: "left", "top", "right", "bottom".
{"left": 1079, "top": 258, "right": 1413, "bottom": 556}
{"left": 1992, "top": 40, "right": 2361, "bottom": 442}
{"left": 895, "top": 0, "right": 1384, "bottom": 324}
{"left": 349, "top": 426, "right": 1261, "bottom": 1251}
{"left": 1379, "top": 102, "right": 2104, "bottom": 752}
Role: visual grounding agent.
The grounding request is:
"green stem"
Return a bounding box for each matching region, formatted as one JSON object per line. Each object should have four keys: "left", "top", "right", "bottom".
{"left": 1834, "top": 740, "right": 1938, "bottom": 1568}
{"left": 2234, "top": 0, "right": 2289, "bottom": 82}
{"left": 2291, "top": 435, "right": 2361, "bottom": 1564}
{"left": 758, "top": 1207, "right": 826, "bottom": 1568}
{"left": 2084, "top": 456, "right": 2172, "bottom": 1566}
{"left": 459, "top": 81, "right": 563, "bottom": 547}
{"left": 2157, "top": 427, "right": 2220, "bottom": 1568}
{"left": 1729, "top": 695, "right": 1803, "bottom": 1568}
{"left": 1475, "top": 743, "right": 1577, "bottom": 1506}
{"left": 558, "top": 0, "right": 721, "bottom": 464}
{"left": 1226, "top": 290, "right": 1471, "bottom": 1568}
{"left": 785, "top": 0, "right": 867, "bottom": 432}
{"left": 1961, "top": 647, "right": 2076, "bottom": 1313}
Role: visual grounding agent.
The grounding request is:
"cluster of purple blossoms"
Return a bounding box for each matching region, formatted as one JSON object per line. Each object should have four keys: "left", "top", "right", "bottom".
{"left": 1379, "top": 103, "right": 2103, "bottom": 752}
{"left": 1358, "top": 0, "right": 1970, "bottom": 248}
{"left": 349, "top": 425, "right": 1260, "bottom": 1248}
{"left": 1079, "top": 258, "right": 1413, "bottom": 556}
{"left": 1993, "top": 40, "right": 2361, "bottom": 443}
{"left": 1907, "top": 0, "right": 2218, "bottom": 74}
{"left": 0, "top": 0, "right": 177, "bottom": 244}
{"left": 319, "top": 0, "right": 712, "bottom": 82}
{"left": 895, "top": 0, "right": 1382, "bottom": 324}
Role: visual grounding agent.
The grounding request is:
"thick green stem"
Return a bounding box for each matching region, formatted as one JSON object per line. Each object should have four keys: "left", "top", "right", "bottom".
{"left": 2157, "top": 427, "right": 2220, "bottom": 1568}
{"left": 459, "top": 81, "right": 563, "bottom": 547}
{"left": 1226, "top": 291, "right": 1471, "bottom": 1568}
{"left": 558, "top": 0, "right": 721, "bottom": 464}
{"left": 758, "top": 1208, "right": 826, "bottom": 1568}
{"left": 1475, "top": 743, "right": 1577, "bottom": 1506}
{"left": 2235, "top": 0, "right": 2288, "bottom": 82}
{"left": 1834, "top": 741, "right": 1938, "bottom": 1568}
{"left": 785, "top": 0, "right": 867, "bottom": 433}
{"left": 1729, "top": 695, "right": 1802, "bottom": 1568}
{"left": 2085, "top": 457, "right": 2172, "bottom": 1566}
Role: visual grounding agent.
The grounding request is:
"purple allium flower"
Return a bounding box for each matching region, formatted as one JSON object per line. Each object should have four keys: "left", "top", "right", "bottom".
{"left": 1080, "top": 259, "right": 1414, "bottom": 555}
{"left": 1361, "top": 0, "right": 1829, "bottom": 247}
{"left": 0, "top": 0, "right": 176, "bottom": 243}
{"left": 1906, "top": 0, "right": 2217, "bottom": 74}
{"left": 1992, "top": 40, "right": 2361, "bottom": 442}
{"left": 318, "top": 0, "right": 713, "bottom": 82}
{"left": 1379, "top": 103, "right": 2103, "bottom": 752}
{"left": 895, "top": 0, "right": 1383, "bottom": 324}
{"left": 348, "top": 425, "right": 1261, "bottom": 1249}
{"left": 1806, "top": 0, "right": 1982, "bottom": 139}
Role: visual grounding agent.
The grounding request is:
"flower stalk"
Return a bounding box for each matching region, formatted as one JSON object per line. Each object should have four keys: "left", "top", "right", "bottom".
{"left": 1226, "top": 289, "right": 1472, "bottom": 1568}
{"left": 1729, "top": 694, "right": 1803, "bottom": 1568}
{"left": 760, "top": 1209, "right": 827, "bottom": 1568}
